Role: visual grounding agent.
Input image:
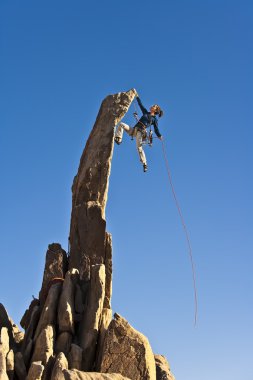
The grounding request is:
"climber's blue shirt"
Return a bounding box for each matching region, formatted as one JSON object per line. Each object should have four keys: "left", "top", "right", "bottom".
{"left": 135, "top": 97, "right": 162, "bottom": 138}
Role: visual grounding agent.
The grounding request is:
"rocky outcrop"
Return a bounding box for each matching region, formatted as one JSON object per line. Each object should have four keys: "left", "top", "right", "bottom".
{"left": 0, "top": 89, "right": 176, "bottom": 380}
{"left": 0, "top": 327, "right": 9, "bottom": 380}
{"left": 100, "top": 314, "right": 156, "bottom": 380}
{"left": 14, "top": 352, "right": 27, "bottom": 379}
{"left": 27, "top": 361, "right": 44, "bottom": 380}
{"left": 155, "top": 355, "right": 176, "bottom": 380}
{"left": 0, "top": 304, "right": 23, "bottom": 351}
{"left": 32, "top": 325, "right": 54, "bottom": 365}
{"left": 68, "top": 344, "right": 82, "bottom": 370}
{"left": 51, "top": 352, "right": 68, "bottom": 380}
{"left": 58, "top": 269, "right": 79, "bottom": 335}
{"left": 62, "top": 370, "right": 131, "bottom": 380}
{"left": 69, "top": 89, "right": 136, "bottom": 271}
{"left": 80, "top": 264, "right": 106, "bottom": 371}
{"left": 39, "top": 243, "right": 68, "bottom": 305}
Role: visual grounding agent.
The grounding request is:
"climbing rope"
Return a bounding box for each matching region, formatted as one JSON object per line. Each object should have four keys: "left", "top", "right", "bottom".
{"left": 132, "top": 100, "right": 198, "bottom": 324}
{"left": 161, "top": 139, "right": 198, "bottom": 326}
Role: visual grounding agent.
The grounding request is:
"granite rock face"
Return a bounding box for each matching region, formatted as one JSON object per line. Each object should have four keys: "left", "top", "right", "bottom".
{"left": 69, "top": 89, "right": 136, "bottom": 271}
{"left": 27, "top": 361, "right": 44, "bottom": 380}
{"left": 0, "top": 89, "right": 176, "bottom": 380}
{"left": 100, "top": 314, "right": 156, "bottom": 380}
{"left": 39, "top": 243, "right": 68, "bottom": 305}
{"left": 62, "top": 370, "right": 131, "bottom": 380}
{"left": 155, "top": 355, "right": 176, "bottom": 380}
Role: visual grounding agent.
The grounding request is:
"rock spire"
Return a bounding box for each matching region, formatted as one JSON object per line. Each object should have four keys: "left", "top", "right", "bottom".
{"left": 0, "top": 89, "right": 175, "bottom": 380}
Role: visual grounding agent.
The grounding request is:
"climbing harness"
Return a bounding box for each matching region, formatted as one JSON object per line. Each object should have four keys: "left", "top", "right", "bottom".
{"left": 132, "top": 101, "right": 156, "bottom": 147}
{"left": 133, "top": 100, "right": 198, "bottom": 325}
{"left": 161, "top": 139, "right": 198, "bottom": 326}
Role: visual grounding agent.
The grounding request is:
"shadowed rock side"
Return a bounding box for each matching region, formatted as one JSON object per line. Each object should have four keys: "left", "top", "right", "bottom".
{"left": 0, "top": 90, "right": 176, "bottom": 380}
{"left": 69, "top": 89, "right": 136, "bottom": 271}
{"left": 155, "top": 355, "right": 175, "bottom": 380}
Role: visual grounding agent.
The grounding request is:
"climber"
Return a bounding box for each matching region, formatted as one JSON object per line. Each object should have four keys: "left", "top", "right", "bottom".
{"left": 114, "top": 90, "right": 163, "bottom": 172}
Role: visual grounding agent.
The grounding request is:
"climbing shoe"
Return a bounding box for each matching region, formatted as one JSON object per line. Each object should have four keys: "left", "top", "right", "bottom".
{"left": 114, "top": 137, "right": 122, "bottom": 145}
{"left": 143, "top": 164, "right": 148, "bottom": 172}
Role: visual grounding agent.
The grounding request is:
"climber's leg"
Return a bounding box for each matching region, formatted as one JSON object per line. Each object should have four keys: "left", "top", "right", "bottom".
{"left": 136, "top": 131, "right": 147, "bottom": 169}
{"left": 115, "top": 123, "right": 134, "bottom": 144}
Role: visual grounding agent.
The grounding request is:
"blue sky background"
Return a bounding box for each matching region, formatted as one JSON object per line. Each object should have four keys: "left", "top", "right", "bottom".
{"left": 0, "top": 1, "right": 252, "bottom": 379}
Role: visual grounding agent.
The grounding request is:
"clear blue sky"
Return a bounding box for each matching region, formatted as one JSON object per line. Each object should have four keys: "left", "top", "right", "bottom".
{"left": 0, "top": 1, "right": 252, "bottom": 379}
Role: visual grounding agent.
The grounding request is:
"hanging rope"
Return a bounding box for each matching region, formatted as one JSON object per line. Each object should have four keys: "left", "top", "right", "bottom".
{"left": 161, "top": 139, "right": 198, "bottom": 326}
{"left": 132, "top": 100, "right": 198, "bottom": 324}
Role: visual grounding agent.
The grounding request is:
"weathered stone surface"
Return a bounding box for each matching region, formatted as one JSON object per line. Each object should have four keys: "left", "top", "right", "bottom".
{"left": 51, "top": 352, "right": 68, "bottom": 380}
{"left": 100, "top": 314, "right": 156, "bottom": 380}
{"left": 0, "top": 305, "right": 12, "bottom": 331}
{"left": 0, "top": 305, "right": 15, "bottom": 349}
{"left": 104, "top": 233, "right": 112, "bottom": 309}
{"left": 32, "top": 325, "right": 54, "bottom": 366}
{"left": 6, "top": 349, "right": 14, "bottom": 380}
{"left": 27, "top": 361, "right": 44, "bottom": 380}
{"left": 62, "top": 370, "right": 131, "bottom": 380}
{"left": 58, "top": 269, "right": 79, "bottom": 334}
{"left": 22, "top": 305, "right": 40, "bottom": 355}
{"left": 75, "top": 284, "right": 85, "bottom": 314}
{"left": 0, "top": 371, "right": 9, "bottom": 380}
{"left": 155, "top": 355, "right": 175, "bottom": 380}
{"left": 23, "top": 338, "right": 33, "bottom": 367}
{"left": 39, "top": 243, "right": 68, "bottom": 304}
{"left": 68, "top": 344, "right": 82, "bottom": 370}
{"left": 7, "top": 319, "right": 24, "bottom": 350}
{"left": 34, "top": 283, "right": 62, "bottom": 340}
{"left": 55, "top": 332, "right": 72, "bottom": 356}
{"left": 0, "top": 327, "right": 9, "bottom": 374}
{"left": 20, "top": 298, "right": 40, "bottom": 330}
{"left": 79, "top": 254, "right": 90, "bottom": 282}
{"left": 80, "top": 264, "right": 105, "bottom": 371}
{"left": 42, "top": 356, "right": 55, "bottom": 380}
{"left": 95, "top": 308, "right": 112, "bottom": 371}
{"left": 69, "top": 89, "right": 136, "bottom": 270}
{"left": 14, "top": 352, "right": 27, "bottom": 380}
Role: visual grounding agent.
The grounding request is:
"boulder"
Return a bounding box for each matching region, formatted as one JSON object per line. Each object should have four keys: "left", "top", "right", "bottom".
{"left": 79, "top": 264, "right": 105, "bottom": 371}
{"left": 55, "top": 332, "right": 72, "bottom": 356}
{"left": 0, "top": 328, "right": 9, "bottom": 376}
{"left": 34, "top": 282, "right": 62, "bottom": 340}
{"left": 95, "top": 308, "right": 112, "bottom": 370}
{"left": 6, "top": 350, "right": 14, "bottom": 380}
{"left": 100, "top": 314, "right": 156, "bottom": 380}
{"left": 22, "top": 305, "right": 40, "bottom": 351}
{"left": 58, "top": 269, "right": 79, "bottom": 334}
{"left": 68, "top": 344, "right": 82, "bottom": 370}
{"left": 0, "top": 305, "right": 15, "bottom": 349}
{"left": 20, "top": 298, "right": 39, "bottom": 330}
{"left": 155, "top": 355, "right": 175, "bottom": 380}
{"left": 62, "top": 370, "right": 131, "bottom": 380}
{"left": 39, "top": 243, "right": 68, "bottom": 305}
{"left": 32, "top": 325, "right": 54, "bottom": 366}
{"left": 51, "top": 352, "right": 68, "bottom": 380}
{"left": 27, "top": 361, "right": 44, "bottom": 380}
{"left": 69, "top": 89, "right": 136, "bottom": 270}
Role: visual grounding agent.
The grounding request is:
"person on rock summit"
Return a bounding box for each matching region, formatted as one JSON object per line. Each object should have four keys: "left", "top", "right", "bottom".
{"left": 114, "top": 90, "right": 163, "bottom": 172}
